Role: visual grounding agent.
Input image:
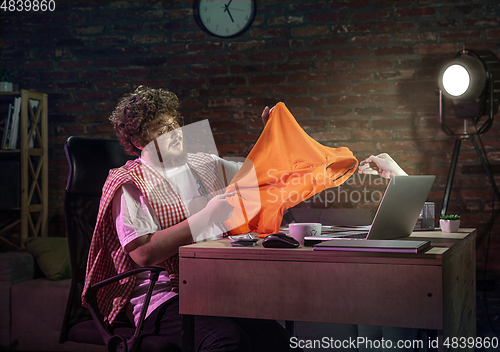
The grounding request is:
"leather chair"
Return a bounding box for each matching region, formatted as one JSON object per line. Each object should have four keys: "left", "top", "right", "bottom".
{"left": 59, "top": 136, "right": 179, "bottom": 352}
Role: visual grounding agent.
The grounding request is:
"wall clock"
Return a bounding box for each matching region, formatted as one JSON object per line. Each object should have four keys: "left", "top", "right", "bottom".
{"left": 193, "top": 0, "right": 257, "bottom": 38}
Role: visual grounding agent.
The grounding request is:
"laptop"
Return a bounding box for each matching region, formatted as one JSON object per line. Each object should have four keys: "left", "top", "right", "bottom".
{"left": 305, "top": 175, "right": 436, "bottom": 245}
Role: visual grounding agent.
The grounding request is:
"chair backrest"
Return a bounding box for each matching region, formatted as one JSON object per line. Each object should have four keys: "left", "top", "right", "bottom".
{"left": 60, "top": 136, "right": 135, "bottom": 342}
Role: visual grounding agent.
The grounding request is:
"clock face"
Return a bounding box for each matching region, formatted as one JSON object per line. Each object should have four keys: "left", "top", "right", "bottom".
{"left": 194, "top": 0, "right": 257, "bottom": 38}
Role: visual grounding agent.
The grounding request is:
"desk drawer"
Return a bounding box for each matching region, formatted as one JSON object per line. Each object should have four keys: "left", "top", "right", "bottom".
{"left": 180, "top": 258, "right": 443, "bottom": 330}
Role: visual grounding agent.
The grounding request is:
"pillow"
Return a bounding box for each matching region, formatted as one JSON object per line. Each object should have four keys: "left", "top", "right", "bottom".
{"left": 23, "top": 237, "right": 71, "bottom": 281}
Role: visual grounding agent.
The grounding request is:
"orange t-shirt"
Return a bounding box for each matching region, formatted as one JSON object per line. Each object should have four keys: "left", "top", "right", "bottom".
{"left": 224, "top": 102, "right": 358, "bottom": 235}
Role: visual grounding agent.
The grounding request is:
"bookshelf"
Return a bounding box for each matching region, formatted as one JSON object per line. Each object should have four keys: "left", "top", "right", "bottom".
{"left": 0, "top": 90, "right": 48, "bottom": 249}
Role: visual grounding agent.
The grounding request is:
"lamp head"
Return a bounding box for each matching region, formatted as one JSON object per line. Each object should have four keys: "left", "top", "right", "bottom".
{"left": 439, "top": 55, "right": 486, "bottom": 101}
{"left": 438, "top": 49, "right": 500, "bottom": 120}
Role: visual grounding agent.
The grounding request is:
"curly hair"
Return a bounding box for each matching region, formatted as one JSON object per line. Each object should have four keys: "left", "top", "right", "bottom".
{"left": 110, "top": 86, "right": 182, "bottom": 156}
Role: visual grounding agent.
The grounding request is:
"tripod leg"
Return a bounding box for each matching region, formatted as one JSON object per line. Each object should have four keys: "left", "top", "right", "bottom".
{"left": 441, "top": 138, "right": 462, "bottom": 217}
{"left": 470, "top": 137, "right": 500, "bottom": 203}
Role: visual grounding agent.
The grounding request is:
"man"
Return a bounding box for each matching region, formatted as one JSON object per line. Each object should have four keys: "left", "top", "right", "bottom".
{"left": 83, "top": 86, "right": 406, "bottom": 351}
{"left": 82, "top": 86, "right": 297, "bottom": 352}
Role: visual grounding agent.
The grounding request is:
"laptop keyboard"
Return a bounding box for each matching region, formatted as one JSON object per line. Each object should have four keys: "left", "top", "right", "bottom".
{"left": 335, "top": 232, "right": 368, "bottom": 239}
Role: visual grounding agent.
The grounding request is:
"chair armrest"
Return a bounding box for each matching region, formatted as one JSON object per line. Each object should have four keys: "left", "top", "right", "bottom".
{"left": 85, "top": 266, "right": 164, "bottom": 352}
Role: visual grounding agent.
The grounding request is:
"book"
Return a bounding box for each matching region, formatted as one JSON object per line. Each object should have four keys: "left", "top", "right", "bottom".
{"left": 28, "top": 99, "right": 39, "bottom": 148}
{"left": 1, "top": 102, "right": 14, "bottom": 149}
{"left": 8, "top": 97, "right": 21, "bottom": 149}
{"left": 314, "top": 239, "right": 431, "bottom": 254}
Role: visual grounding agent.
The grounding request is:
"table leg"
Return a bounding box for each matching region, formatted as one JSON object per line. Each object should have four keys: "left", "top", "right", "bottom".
{"left": 285, "top": 320, "right": 295, "bottom": 336}
{"left": 426, "top": 329, "right": 444, "bottom": 352}
{"left": 182, "top": 314, "right": 194, "bottom": 352}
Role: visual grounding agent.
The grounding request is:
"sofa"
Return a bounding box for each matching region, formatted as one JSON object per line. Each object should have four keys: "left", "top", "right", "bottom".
{"left": 0, "top": 239, "right": 106, "bottom": 352}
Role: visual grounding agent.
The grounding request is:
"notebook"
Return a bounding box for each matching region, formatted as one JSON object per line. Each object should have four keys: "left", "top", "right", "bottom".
{"left": 307, "top": 175, "right": 436, "bottom": 247}
{"left": 314, "top": 238, "right": 431, "bottom": 253}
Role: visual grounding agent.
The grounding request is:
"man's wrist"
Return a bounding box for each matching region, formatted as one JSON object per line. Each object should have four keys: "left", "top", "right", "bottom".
{"left": 394, "top": 168, "right": 408, "bottom": 176}
{"left": 187, "top": 208, "right": 212, "bottom": 242}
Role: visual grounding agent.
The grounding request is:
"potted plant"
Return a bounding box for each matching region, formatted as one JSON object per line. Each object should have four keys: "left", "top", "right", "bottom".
{"left": 0, "top": 67, "right": 15, "bottom": 92}
{"left": 439, "top": 214, "right": 460, "bottom": 233}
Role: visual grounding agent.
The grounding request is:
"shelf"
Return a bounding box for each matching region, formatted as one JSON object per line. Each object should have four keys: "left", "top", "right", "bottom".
{"left": 0, "top": 148, "right": 44, "bottom": 154}
{"left": 0, "top": 90, "right": 48, "bottom": 248}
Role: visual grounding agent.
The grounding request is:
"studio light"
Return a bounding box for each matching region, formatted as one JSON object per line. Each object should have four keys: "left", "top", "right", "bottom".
{"left": 438, "top": 48, "right": 500, "bottom": 216}
{"left": 440, "top": 55, "right": 486, "bottom": 101}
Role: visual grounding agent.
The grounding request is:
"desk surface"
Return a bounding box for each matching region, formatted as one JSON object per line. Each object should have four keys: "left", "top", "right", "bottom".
{"left": 179, "top": 228, "right": 476, "bottom": 342}
{"left": 180, "top": 228, "right": 474, "bottom": 265}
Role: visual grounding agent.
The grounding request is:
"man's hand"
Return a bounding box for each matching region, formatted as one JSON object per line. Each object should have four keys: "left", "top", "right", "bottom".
{"left": 262, "top": 105, "right": 276, "bottom": 126}
{"left": 204, "top": 193, "right": 236, "bottom": 222}
{"left": 358, "top": 153, "right": 408, "bottom": 179}
{"left": 262, "top": 106, "right": 270, "bottom": 125}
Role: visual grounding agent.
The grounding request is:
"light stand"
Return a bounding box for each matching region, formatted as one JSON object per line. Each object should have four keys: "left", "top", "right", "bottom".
{"left": 439, "top": 49, "right": 500, "bottom": 217}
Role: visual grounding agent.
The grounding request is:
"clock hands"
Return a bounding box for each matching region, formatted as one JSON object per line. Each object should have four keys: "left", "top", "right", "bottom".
{"left": 223, "top": 0, "right": 235, "bottom": 23}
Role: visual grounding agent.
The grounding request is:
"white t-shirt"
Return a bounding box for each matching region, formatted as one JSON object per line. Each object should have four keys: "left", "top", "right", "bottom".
{"left": 112, "top": 155, "right": 241, "bottom": 326}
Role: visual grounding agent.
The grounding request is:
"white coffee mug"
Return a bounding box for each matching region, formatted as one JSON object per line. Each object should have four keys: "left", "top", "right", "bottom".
{"left": 289, "top": 223, "right": 321, "bottom": 245}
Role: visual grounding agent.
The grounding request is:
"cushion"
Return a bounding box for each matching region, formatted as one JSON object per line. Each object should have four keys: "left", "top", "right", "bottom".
{"left": 23, "top": 237, "right": 71, "bottom": 281}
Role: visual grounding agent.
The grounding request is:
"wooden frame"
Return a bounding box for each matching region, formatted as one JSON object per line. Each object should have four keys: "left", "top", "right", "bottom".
{"left": 0, "top": 90, "right": 48, "bottom": 248}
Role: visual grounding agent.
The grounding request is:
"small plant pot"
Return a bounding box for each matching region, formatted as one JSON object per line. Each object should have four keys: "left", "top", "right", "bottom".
{"left": 440, "top": 219, "right": 460, "bottom": 233}
{"left": 0, "top": 82, "right": 13, "bottom": 92}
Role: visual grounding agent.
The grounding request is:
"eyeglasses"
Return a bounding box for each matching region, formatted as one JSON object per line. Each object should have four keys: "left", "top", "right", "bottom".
{"left": 157, "top": 117, "right": 183, "bottom": 136}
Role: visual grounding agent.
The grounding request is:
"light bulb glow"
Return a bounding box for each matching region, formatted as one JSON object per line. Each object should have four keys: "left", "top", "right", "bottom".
{"left": 442, "top": 64, "right": 470, "bottom": 97}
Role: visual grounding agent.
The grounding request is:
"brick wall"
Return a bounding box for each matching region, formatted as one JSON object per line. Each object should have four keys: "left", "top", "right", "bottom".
{"left": 1, "top": 0, "right": 500, "bottom": 270}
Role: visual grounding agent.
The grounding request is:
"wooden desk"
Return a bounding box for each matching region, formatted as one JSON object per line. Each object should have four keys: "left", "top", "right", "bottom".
{"left": 179, "top": 229, "right": 476, "bottom": 351}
